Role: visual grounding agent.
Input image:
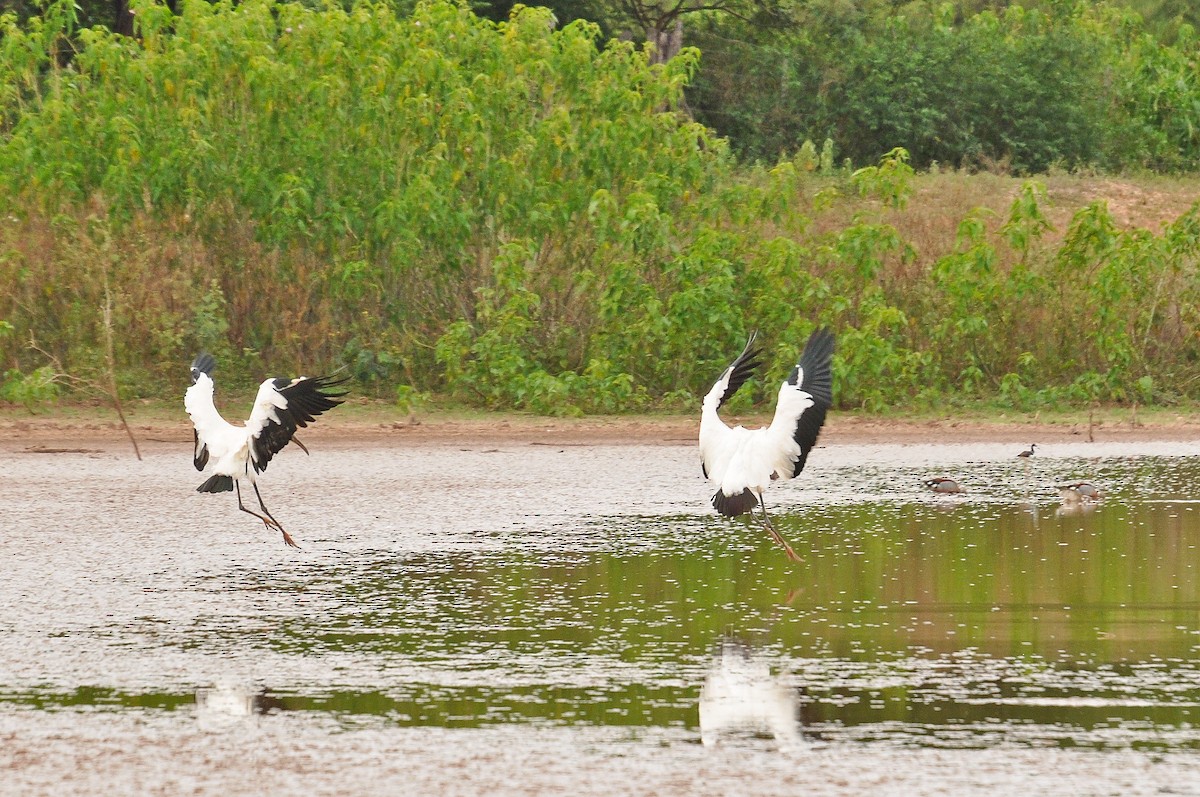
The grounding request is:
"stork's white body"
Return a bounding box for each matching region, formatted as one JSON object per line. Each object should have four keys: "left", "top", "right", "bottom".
{"left": 699, "top": 383, "right": 811, "bottom": 501}
{"left": 185, "top": 375, "right": 299, "bottom": 483}
{"left": 698, "top": 328, "right": 835, "bottom": 528}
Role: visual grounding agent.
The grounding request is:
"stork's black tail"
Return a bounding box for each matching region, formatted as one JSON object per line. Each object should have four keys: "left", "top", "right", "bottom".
{"left": 712, "top": 489, "right": 759, "bottom": 517}
{"left": 197, "top": 474, "right": 234, "bottom": 493}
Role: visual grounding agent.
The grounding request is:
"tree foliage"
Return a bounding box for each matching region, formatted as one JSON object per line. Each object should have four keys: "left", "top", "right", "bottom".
{"left": 689, "top": 1, "right": 1200, "bottom": 173}
{"left": 1, "top": 0, "right": 1200, "bottom": 415}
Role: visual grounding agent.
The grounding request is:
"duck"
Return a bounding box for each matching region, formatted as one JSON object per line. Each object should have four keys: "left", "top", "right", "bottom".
{"left": 1057, "top": 481, "right": 1103, "bottom": 503}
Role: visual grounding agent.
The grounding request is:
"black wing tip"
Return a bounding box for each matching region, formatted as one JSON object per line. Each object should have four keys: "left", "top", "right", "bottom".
{"left": 712, "top": 489, "right": 759, "bottom": 517}
{"left": 715, "top": 331, "right": 765, "bottom": 410}
{"left": 740, "top": 329, "right": 763, "bottom": 361}
{"left": 297, "top": 372, "right": 352, "bottom": 399}
{"left": 276, "top": 372, "right": 351, "bottom": 390}
{"left": 190, "top": 352, "right": 217, "bottom": 383}
{"left": 313, "top": 373, "right": 352, "bottom": 398}
{"left": 193, "top": 430, "right": 209, "bottom": 472}
{"left": 808, "top": 326, "right": 836, "bottom": 348}
{"left": 792, "top": 326, "right": 836, "bottom": 403}
{"left": 799, "top": 326, "right": 836, "bottom": 364}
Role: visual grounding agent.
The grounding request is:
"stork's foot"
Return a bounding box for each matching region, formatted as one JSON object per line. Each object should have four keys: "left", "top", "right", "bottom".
{"left": 759, "top": 514, "right": 802, "bottom": 562}
{"left": 768, "top": 528, "right": 802, "bottom": 562}
{"left": 280, "top": 529, "right": 301, "bottom": 549}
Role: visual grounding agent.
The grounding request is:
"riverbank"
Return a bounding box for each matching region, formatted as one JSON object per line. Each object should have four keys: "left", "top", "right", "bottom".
{"left": 3, "top": 401, "right": 1199, "bottom": 450}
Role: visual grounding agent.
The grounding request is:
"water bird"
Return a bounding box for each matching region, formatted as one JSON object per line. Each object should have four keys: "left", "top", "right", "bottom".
{"left": 184, "top": 353, "right": 348, "bottom": 548}
{"left": 924, "top": 477, "right": 964, "bottom": 494}
{"left": 1057, "top": 481, "right": 1103, "bottom": 503}
{"left": 699, "top": 327, "right": 835, "bottom": 561}
{"left": 1017, "top": 444, "right": 1037, "bottom": 458}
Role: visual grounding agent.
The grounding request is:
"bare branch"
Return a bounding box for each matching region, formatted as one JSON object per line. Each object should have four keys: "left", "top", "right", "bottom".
{"left": 27, "top": 322, "right": 142, "bottom": 461}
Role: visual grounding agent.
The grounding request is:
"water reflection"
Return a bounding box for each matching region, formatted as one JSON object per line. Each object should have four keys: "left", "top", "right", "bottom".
{"left": 194, "top": 682, "right": 283, "bottom": 728}
{"left": 2, "top": 447, "right": 1200, "bottom": 754}
{"left": 1054, "top": 501, "right": 1099, "bottom": 518}
{"left": 698, "top": 639, "right": 802, "bottom": 750}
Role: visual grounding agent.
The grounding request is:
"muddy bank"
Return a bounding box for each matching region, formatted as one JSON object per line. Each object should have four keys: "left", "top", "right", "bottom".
{"left": 2, "top": 404, "right": 1199, "bottom": 451}
{"left": 3, "top": 717, "right": 1196, "bottom": 797}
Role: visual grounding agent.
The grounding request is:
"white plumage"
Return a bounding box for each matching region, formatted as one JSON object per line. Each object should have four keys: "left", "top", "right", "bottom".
{"left": 699, "top": 328, "right": 835, "bottom": 559}
{"left": 184, "top": 353, "right": 347, "bottom": 548}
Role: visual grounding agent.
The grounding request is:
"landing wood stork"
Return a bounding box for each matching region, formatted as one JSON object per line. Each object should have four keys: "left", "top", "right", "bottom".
{"left": 924, "top": 477, "right": 964, "bottom": 494}
{"left": 1017, "top": 444, "right": 1037, "bottom": 458}
{"left": 699, "top": 328, "right": 835, "bottom": 561}
{"left": 184, "top": 353, "right": 348, "bottom": 548}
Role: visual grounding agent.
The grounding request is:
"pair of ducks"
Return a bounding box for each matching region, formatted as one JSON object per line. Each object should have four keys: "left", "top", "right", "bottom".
{"left": 925, "top": 444, "right": 1103, "bottom": 503}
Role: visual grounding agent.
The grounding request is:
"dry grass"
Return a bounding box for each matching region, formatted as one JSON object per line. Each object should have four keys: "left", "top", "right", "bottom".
{"left": 879, "top": 171, "right": 1198, "bottom": 260}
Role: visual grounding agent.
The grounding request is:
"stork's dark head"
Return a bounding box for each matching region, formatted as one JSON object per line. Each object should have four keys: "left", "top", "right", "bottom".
{"left": 190, "top": 353, "right": 217, "bottom": 385}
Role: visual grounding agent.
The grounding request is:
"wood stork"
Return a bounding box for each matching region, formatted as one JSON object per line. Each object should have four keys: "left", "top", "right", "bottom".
{"left": 699, "top": 328, "right": 835, "bottom": 561}
{"left": 184, "top": 353, "right": 348, "bottom": 548}
{"left": 924, "top": 477, "right": 964, "bottom": 494}
{"left": 1017, "top": 444, "right": 1037, "bottom": 458}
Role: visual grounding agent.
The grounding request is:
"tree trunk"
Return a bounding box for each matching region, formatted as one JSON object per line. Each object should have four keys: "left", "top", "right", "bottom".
{"left": 112, "top": 0, "right": 134, "bottom": 35}
{"left": 648, "top": 18, "right": 683, "bottom": 64}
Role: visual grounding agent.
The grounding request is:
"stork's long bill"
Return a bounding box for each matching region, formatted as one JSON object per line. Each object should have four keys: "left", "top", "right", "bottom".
{"left": 699, "top": 328, "right": 835, "bottom": 518}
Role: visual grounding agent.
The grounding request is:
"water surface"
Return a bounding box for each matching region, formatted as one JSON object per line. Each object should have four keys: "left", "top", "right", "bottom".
{"left": 2, "top": 439, "right": 1199, "bottom": 794}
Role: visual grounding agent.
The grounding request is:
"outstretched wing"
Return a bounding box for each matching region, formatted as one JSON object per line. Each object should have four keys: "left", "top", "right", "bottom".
{"left": 709, "top": 331, "right": 763, "bottom": 411}
{"left": 699, "top": 332, "right": 763, "bottom": 480}
{"left": 245, "top": 373, "right": 349, "bottom": 473}
{"left": 769, "top": 327, "right": 835, "bottom": 479}
{"left": 184, "top": 353, "right": 222, "bottom": 471}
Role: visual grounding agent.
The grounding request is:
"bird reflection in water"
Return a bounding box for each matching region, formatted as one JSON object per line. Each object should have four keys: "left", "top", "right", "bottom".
{"left": 698, "top": 639, "right": 804, "bottom": 751}
{"left": 195, "top": 681, "right": 283, "bottom": 728}
{"left": 1055, "top": 481, "right": 1103, "bottom": 516}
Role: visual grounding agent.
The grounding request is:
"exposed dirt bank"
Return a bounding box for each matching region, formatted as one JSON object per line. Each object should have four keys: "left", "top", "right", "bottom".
{"left": 3, "top": 404, "right": 1199, "bottom": 451}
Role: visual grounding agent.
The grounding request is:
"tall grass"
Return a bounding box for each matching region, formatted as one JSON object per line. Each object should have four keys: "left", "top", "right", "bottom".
{"left": 1, "top": 0, "right": 1199, "bottom": 414}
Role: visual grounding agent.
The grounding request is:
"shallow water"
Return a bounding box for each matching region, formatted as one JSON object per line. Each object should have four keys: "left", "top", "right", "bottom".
{"left": 2, "top": 438, "right": 1200, "bottom": 794}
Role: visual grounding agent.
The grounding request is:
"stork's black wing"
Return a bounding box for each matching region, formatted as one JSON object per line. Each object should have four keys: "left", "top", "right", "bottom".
{"left": 782, "top": 327, "right": 835, "bottom": 477}
{"left": 713, "top": 331, "right": 763, "bottom": 410}
{"left": 247, "top": 373, "right": 349, "bottom": 474}
{"left": 192, "top": 429, "right": 209, "bottom": 471}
